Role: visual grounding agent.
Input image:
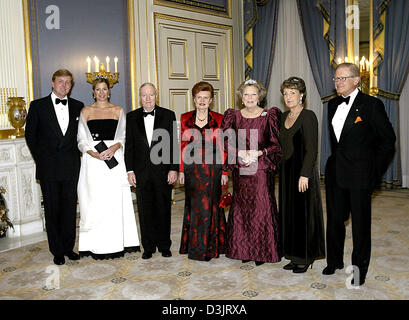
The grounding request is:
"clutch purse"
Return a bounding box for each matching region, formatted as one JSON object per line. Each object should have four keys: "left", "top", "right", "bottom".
{"left": 94, "top": 141, "right": 119, "bottom": 169}
{"left": 219, "top": 183, "right": 232, "bottom": 208}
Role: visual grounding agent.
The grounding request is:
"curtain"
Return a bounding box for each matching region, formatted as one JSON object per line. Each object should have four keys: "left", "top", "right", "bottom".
{"left": 251, "top": 0, "right": 280, "bottom": 88}
{"left": 399, "top": 75, "right": 409, "bottom": 188}
{"left": 243, "top": 0, "right": 280, "bottom": 88}
{"left": 376, "top": 0, "right": 409, "bottom": 187}
{"left": 297, "top": 0, "right": 346, "bottom": 173}
{"left": 267, "top": 0, "right": 323, "bottom": 169}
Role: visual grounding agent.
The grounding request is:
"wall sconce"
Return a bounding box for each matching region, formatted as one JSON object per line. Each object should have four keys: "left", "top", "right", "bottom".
{"left": 86, "top": 56, "right": 119, "bottom": 88}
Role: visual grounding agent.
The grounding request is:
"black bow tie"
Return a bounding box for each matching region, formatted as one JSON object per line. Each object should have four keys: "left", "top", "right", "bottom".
{"left": 143, "top": 110, "right": 155, "bottom": 117}
{"left": 55, "top": 98, "right": 67, "bottom": 105}
{"left": 338, "top": 96, "right": 350, "bottom": 105}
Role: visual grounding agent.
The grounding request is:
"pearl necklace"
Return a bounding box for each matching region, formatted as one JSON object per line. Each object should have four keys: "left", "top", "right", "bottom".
{"left": 288, "top": 110, "right": 301, "bottom": 119}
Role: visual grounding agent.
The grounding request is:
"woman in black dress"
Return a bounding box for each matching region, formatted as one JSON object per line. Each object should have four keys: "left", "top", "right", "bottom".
{"left": 278, "top": 77, "right": 325, "bottom": 273}
{"left": 178, "top": 81, "right": 228, "bottom": 261}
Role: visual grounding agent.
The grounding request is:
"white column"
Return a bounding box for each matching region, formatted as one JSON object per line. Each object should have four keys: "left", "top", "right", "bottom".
{"left": 0, "top": 0, "right": 30, "bottom": 130}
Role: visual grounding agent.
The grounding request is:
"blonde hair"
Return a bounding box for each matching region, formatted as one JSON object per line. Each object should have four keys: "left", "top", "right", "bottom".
{"left": 52, "top": 69, "right": 74, "bottom": 86}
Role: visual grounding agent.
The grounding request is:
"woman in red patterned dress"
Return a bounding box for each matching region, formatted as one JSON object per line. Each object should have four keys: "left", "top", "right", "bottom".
{"left": 178, "top": 81, "right": 228, "bottom": 261}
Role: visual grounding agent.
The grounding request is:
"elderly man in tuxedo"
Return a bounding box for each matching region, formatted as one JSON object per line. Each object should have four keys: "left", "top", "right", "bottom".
{"left": 323, "top": 62, "right": 396, "bottom": 286}
{"left": 25, "top": 69, "right": 84, "bottom": 265}
{"left": 125, "top": 83, "right": 179, "bottom": 259}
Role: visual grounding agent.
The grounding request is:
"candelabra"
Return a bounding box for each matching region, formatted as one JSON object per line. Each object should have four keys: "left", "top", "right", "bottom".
{"left": 86, "top": 56, "right": 119, "bottom": 88}
{"left": 360, "top": 70, "right": 370, "bottom": 95}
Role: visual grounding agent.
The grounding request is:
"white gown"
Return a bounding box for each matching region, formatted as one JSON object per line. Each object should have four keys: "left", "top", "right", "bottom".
{"left": 77, "top": 109, "right": 140, "bottom": 258}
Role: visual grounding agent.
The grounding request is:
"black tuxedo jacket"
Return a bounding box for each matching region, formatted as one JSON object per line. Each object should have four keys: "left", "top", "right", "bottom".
{"left": 325, "top": 90, "right": 396, "bottom": 189}
{"left": 125, "top": 105, "right": 179, "bottom": 184}
{"left": 25, "top": 94, "right": 84, "bottom": 181}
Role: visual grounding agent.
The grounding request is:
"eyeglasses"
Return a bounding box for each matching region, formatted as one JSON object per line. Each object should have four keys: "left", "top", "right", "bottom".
{"left": 333, "top": 76, "right": 355, "bottom": 82}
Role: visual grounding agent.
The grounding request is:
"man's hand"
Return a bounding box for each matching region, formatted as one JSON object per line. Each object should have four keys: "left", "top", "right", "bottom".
{"left": 168, "top": 170, "right": 178, "bottom": 185}
{"left": 178, "top": 172, "right": 185, "bottom": 185}
{"left": 128, "top": 172, "right": 137, "bottom": 187}
{"left": 221, "top": 174, "right": 228, "bottom": 185}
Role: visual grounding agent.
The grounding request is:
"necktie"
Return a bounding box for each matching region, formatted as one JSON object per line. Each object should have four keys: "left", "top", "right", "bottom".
{"left": 55, "top": 98, "right": 67, "bottom": 105}
{"left": 143, "top": 110, "right": 155, "bottom": 117}
{"left": 338, "top": 96, "right": 350, "bottom": 105}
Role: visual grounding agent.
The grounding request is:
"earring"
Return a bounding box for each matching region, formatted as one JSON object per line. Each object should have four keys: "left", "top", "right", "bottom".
{"left": 299, "top": 97, "right": 303, "bottom": 104}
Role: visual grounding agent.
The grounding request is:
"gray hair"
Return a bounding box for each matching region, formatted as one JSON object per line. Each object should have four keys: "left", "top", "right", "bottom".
{"left": 335, "top": 63, "right": 361, "bottom": 78}
{"left": 139, "top": 82, "right": 157, "bottom": 95}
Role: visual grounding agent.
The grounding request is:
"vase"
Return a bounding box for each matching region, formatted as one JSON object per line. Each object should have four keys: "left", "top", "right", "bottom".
{"left": 7, "top": 97, "right": 27, "bottom": 137}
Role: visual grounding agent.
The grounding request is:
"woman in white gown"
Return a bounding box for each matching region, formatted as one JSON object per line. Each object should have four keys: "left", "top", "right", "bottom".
{"left": 77, "top": 78, "right": 140, "bottom": 259}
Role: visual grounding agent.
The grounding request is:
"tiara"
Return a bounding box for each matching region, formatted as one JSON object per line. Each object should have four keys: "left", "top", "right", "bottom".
{"left": 95, "top": 75, "right": 108, "bottom": 80}
{"left": 244, "top": 79, "right": 257, "bottom": 85}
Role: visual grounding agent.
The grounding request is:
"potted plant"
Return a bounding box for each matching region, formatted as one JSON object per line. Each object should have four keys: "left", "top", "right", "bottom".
{"left": 0, "top": 187, "right": 13, "bottom": 238}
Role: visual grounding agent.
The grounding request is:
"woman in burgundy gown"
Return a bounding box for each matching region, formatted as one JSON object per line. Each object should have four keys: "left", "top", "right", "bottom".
{"left": 178, "top": 81, "right": 228, "bottom": 261}
{"left": 221, "top": 79, "right": 282, "bottom": 266}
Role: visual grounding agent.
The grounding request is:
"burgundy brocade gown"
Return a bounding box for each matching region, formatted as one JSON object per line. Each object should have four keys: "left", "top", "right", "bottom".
{"left": 221, "top": 108, "right": 283, "bottom": 263}
{"left": 179, "top": 111, "right": 226, "bottom": 261}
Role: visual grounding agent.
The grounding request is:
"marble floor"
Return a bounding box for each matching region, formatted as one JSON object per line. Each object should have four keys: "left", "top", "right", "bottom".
{"left": 0, "top": 184, "right": 408, "bottom": 301}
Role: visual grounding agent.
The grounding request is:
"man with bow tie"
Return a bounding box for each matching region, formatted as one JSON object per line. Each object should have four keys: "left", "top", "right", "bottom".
{"left": 25, "top": 69, "right": 84, "bottom": 265}
{"left": 125, "top": 83, "right": 179, "bottom": 260}
{"left": 323, "top": 63, "right": 396, "bottom": 286}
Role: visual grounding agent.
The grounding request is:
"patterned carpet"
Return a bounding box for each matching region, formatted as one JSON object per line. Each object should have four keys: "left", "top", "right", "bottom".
{"left": 0, "top": 183, "right": 408, "bottom": 301}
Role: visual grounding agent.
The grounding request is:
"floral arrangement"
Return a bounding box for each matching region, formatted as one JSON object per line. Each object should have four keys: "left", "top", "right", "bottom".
{"left": 0, "top": 187, "right": 13, "bottom": 236}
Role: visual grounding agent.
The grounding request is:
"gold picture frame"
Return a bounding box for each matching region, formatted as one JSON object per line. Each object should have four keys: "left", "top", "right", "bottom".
{"left": 154, "top": 0, "right": 232, "bottom": 19}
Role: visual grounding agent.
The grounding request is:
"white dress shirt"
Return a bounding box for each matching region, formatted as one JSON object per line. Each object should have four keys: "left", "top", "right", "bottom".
{"left": 51, "top": 92, "right": 69, "bottom": 135}
{"left": 331, "top": 88, "right": 359, "bottom": 142}
{"left": 143, "top": 108, "right": 155, "bottom": 146}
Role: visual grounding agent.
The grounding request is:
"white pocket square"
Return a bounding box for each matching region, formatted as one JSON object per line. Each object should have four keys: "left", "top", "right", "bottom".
{"left": 76, "top": 117, "right": 79, "bottom": 121}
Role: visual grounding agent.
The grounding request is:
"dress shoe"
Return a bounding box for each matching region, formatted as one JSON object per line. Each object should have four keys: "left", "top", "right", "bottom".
{"left": 322, "top": 264, "right": 344, "bottom": 275}
{"left": 65, "top": 251, "right": 80, "bottom": 260}
{"left": 161, "top": 250, "right": 172, "bottom": 258}
{"left": 53, "top": 255, "right": 65, "bottom": 265}
{"left": 293, "top": 263, "right": 313, "bottom": 273}
{"left": 255, "top": 261, "right": 264, "bottom": 266}
{"left": 351, "top": 275, "right": 366, "bottom": 286}
{"left": 283, "top": 262, "right": 296, "bottom": 270}
{"left": 142, "top": 252, "right": 153, "bottom": 259}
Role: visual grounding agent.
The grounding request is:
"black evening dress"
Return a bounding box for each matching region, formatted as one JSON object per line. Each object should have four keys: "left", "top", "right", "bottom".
{"left": 278, "top": 109, "right": 325, "bottom": 265}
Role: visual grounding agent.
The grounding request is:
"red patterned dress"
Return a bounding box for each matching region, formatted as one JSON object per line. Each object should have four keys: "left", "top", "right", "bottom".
{"left": 179, "top": 110, "right": 227, "bottom": 261}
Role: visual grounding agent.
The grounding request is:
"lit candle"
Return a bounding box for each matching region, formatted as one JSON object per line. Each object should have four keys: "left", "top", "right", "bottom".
{"left": 87, "top": 56, "right": 91, "bottom": 73}
{"left": 365, "top": 60, "right": 369, "bottom": 72}
{"left": 355, "top": 56, "right": 359, "bottom": 66}
{"left": 345, "top": 56, "right": 349, "bottom": 62}
{"left": 94, "top": 56, "right": 99, "bottom": 72}
{"left": 106, "top": 56, "right": 110, "bottom": 73}
{"left": 114, "top": 56, "right": 118, "bottom": 73}
{"left": 338, "top": 58, "right": 342, "bottom": 64}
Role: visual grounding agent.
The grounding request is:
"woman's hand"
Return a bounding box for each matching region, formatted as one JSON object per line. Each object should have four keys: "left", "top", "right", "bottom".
{"left": 87, "top": 150, "right": 103, "bottom": 160}
{"left": 99, "top": 143, "right": 120, "bottom": 161}
{"left": 298, "top": 176, "right": 309, "bottom": 193}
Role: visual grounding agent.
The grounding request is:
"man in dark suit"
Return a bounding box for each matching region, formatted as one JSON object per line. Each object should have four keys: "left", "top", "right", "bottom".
{"left": 323, "top": 63, "right": 396, "bottom": 286}
{"left": 25, "top": 69, "right": 84, "bottom": 265}
{"left": 125, "top": 83, "right": 179, "bottom": 259}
